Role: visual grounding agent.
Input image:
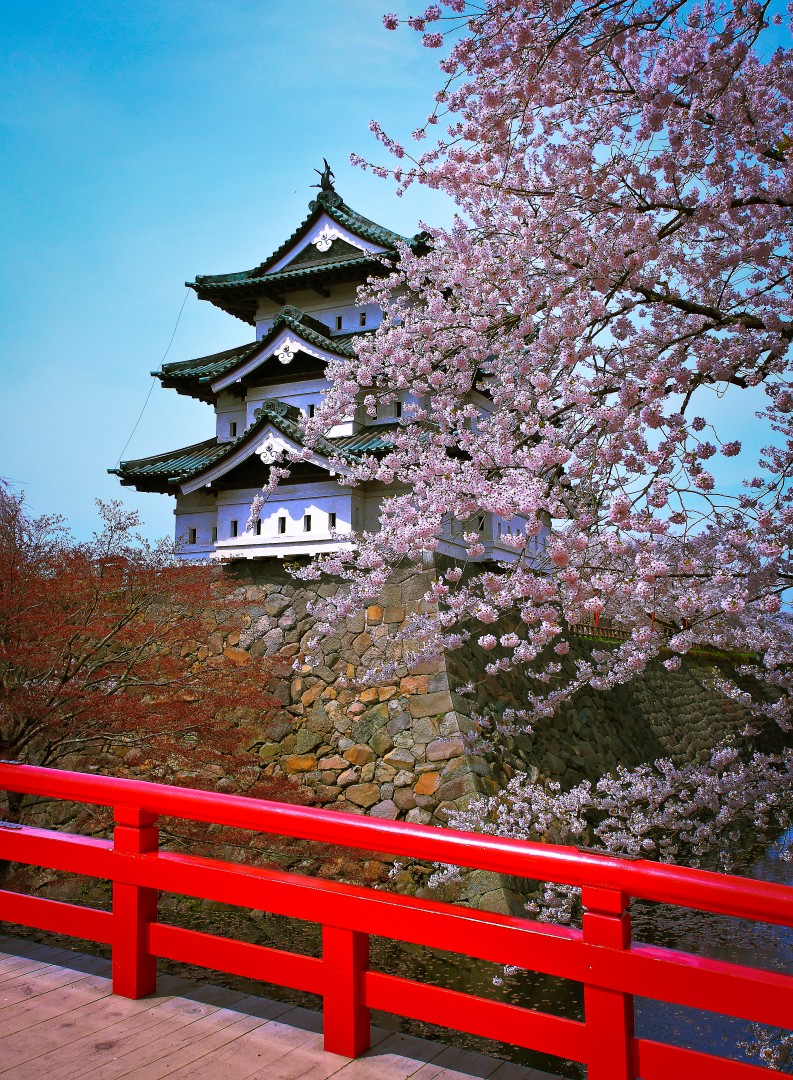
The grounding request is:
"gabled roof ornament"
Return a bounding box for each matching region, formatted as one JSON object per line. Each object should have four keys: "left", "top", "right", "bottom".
{"left": 309, "top": 158, "right": 343, "bottom": 210}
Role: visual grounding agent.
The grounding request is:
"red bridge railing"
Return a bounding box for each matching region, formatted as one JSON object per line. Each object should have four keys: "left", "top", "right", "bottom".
{"left": 1, "top": 762, "right": 792, "bottom": 1079}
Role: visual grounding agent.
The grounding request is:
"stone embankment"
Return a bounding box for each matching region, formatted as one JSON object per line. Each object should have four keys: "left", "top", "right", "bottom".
{"left": 233, "top": 562, "right": 488, "bottom": 830}
{"left": 225, "top": 560, "right": 771, "bottom": 829}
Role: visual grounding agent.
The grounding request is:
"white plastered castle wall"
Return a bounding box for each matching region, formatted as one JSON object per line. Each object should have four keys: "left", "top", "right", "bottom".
{"left": 215, "top": 392, "right": 247, "bottom": 441}
{"left": 255, "top": 283, "right": 381, "bottom": 340}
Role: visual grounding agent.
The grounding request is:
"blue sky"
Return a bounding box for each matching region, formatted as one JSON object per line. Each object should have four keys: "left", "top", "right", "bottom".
{"left": 1, "top": 1, "right": 451, "bottom": 540}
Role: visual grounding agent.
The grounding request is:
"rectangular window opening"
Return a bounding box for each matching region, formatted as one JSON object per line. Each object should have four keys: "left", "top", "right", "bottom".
{"left": 230, "top": 520, "right": 238, "bottom": 538}
{"left": 329, "top": 512, "right": 337, "bottom": 530}
{"left": 308, "top": 403, "right": 315, "bottom": 418}
{"left": 255, "top": 520, "right": 262, "bottom": 535}
{"left": 212, "top": 526, "right": 218, "bottom": 543}
{"left": 278, "top": 516, "right": 286, "bottom": 535}
{"left": 335, "top": 315, "right": 343, "bottom": 331}
{"left": 188, "top": 528, "right": 197, "bottom": 545}
{"left": 478, "top": 514, "right": 486, "bottom": 532}
{"left": 393, "top": 400, "right": 402, "bottom": 419}
{"left": 229, "top": 421, "right": 237, "bottom": 437}
{"left": 359, "top": 311, "right": 367, "bottom": 327}
{"left": 304, "top": 514, "right": 312, "bottom": 533}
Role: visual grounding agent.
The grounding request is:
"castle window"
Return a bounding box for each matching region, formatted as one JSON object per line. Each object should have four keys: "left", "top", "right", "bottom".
{"left": 230, "top": 520, "right": 238, "bottom": 538}
{"left": 329, "top": 512, "right": 336, "bottom": 530}
{"left": 308, "top": 403, "right": 315, "bottom": 418}
{"left": 255, "top": 519, "right": 262, "bottom": 535}
{"left": 188, "top": 528, "right": 197, "bottom": 545}
{"left": 478, "top": 514, "right": 486, "bottom": 532}
{"left": 229, "top": 421, "right": 237, "bottom": 437}
{"left": 393, "top": 400, "right": 402, "bottom": 419}
{"left": 304, "top": 514, "right": 312, "bottom": 532}
{"left": 212, "top": 526, "right": 218, "bottom": 543}
{"left": 359, "top": 311, "right": 367, "bottom": 327}
{"left": 278, "top": 516, "right": 286, "bottom": 534}
{"left": 335, "top": 315, "right": 343, "bottom": 331}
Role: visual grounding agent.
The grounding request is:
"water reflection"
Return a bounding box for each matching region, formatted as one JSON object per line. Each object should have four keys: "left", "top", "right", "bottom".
{"left": 632, "top": 828, "right": 793, "bottom": 1074}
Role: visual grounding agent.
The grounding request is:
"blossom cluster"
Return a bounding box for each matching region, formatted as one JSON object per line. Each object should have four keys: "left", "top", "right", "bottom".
{"left": 433, "top": 740, "right": 793, "bottom": 921}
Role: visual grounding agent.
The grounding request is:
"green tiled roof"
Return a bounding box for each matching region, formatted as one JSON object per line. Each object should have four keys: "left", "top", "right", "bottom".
{"left": 155, "top": 307, "right": 367, "bottom": 402}
{"left": 154, "top": 340, "right": 264, "bottom": 400}
{"left": 247, "top": 192, "right": 415, "bottom": 278}
{"left": 196, "top": 254, "right": 382, "bottom": 291}
{"left": 109, "top": 438, "right": 230, "bottom": 492}
{"left": 333, "top": 425, "right": 396, "bottom": 455}
{"left": 110, "top": 397, "right": 395, "bottom": 494}
{"left": 187, "top": 189, "right": 427, "bottom": 324}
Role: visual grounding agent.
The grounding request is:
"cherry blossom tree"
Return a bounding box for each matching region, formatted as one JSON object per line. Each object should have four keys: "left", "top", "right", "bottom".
{"left": 302, "top": 0, "right": 793, "bottom": 727}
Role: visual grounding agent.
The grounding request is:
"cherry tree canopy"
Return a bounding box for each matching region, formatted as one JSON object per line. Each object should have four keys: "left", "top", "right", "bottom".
{"left": 303, "top": 0, "right": 793, "bottom": 723}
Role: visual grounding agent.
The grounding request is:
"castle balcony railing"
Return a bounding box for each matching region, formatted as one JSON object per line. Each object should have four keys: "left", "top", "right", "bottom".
{"left": 1, "top": 761, "right": 791, "bottom": 1079}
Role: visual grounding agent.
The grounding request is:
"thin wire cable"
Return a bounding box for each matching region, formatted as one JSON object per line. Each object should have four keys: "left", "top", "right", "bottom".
{"left": 115, "top": 289, "right": 191, "bottom": 467}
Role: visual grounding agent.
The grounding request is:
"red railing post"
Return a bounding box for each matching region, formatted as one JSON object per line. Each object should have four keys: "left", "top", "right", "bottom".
{"left": 321, "top": 925, "right": 370, "bottom": 1057}
{"left": 112, "top": 805, "right": 158, "bottom": 998}
{"left": 582, "top": 885, "right": 635, "bottom": 1080}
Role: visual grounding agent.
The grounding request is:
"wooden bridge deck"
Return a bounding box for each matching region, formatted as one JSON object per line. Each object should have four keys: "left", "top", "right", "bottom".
{"left": 0, "top": 935, "right": 561, "bottom": 1080}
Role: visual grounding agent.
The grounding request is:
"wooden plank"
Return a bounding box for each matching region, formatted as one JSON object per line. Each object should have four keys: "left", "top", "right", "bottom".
{"left": 0, "top": 963, "right": 108, "bottom": 1009}
{"left": 38, "top": 988, "right": 263, "bottom": 1080}
{"left": 0, "top": 934, "right": 97, "bottom": 966}
{"left": 407, "top": 1043, "right": 506, "bottom": 1079}
{"left": 0, "top": 951, "right": 108, "bottom": 989}
{"left": 69, "top": 989, "right": 287, "bottom": 1080}
{"left": 12, "top": 980, "right": 242, "bottom": 1080}
{"left": 0, "top": 973, "right": 115, "bottom": 1037}
{"left": 0, "top": 944, "right": 87, "bottom": 981}
{"left": 332, "top": 1032, "right": 449, "bottom": 1079}
{"left": 238, "top": 1025, "right": 394, "bottom": 1080}
{"left": 0, "top": 974, "right": 191, "bottom": 1068}
{"left": 0, "top": 943, "right": 110, "bottom": 984}
{"left": 105, "top": 995, "right": 295, "bottom": 1080}
{"left": 0, "top": 955, "right": 55, "bottom": 983}
{"left": 490, "top": 1067, "right": 564, "bottom": 1080}
{"left": 163, "top": 1010, "right": 328, "bottom": 1080}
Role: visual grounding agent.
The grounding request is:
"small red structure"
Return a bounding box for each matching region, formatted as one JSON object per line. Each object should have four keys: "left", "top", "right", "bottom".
{"left": 0, "top": 761, "right": 791, "bottom": 1078}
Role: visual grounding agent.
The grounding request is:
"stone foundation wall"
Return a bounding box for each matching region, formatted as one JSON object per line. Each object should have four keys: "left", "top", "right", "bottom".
{"left": 232, "top": 560, "right": 495, "bottom": 829}
{"left": 230, "top": 560, "right": 772, "bottom": 820}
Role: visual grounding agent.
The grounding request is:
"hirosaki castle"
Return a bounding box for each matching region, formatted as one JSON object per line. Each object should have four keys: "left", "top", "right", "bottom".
{"left": 113, "top": 168, "right": 544, "bottom": 563}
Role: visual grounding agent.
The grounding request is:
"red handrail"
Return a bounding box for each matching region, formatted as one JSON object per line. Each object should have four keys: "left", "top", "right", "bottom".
{"left": 1, "top": 762, "right": 791, "bottom": 1079}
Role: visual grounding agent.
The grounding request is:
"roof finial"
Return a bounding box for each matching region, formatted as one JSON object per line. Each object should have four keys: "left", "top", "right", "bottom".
{"left": 309, "top": 159, "right": 342, "bottom": 209}
{"left": 312, "top": 158, "right": 335, "bottom": 194}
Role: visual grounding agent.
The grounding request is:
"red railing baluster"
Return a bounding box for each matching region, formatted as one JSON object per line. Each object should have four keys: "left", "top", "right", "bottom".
{"left": 321, "top": 925, "right": 371, "bottom": 1056}
{"left": 1, "top": 762, "right": 791, "bottom": 1074}
{"left": 582, "top": 885, "right": 635, "bottom": 1080}
{"left": 112, "top": 805, "right": 159, "bottom": 998}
